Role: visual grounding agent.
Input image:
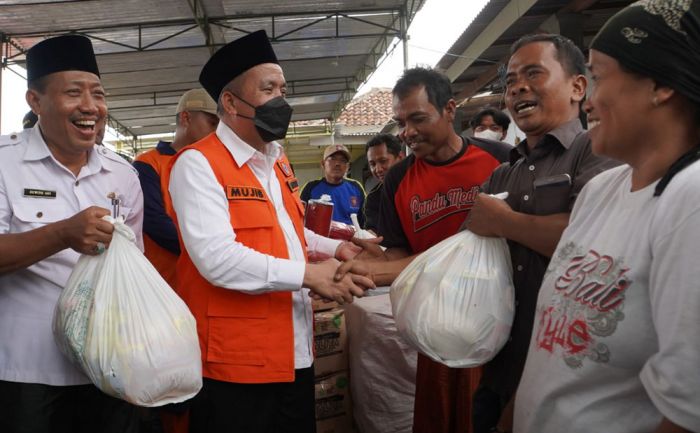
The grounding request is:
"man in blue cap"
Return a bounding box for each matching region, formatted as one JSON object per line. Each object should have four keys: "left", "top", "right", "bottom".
{"left": 0, "top": 35, "right": 143, "bottom": 432}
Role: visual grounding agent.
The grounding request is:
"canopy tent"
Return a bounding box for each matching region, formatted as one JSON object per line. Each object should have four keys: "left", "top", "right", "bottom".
{"left": 1, "top": 0, "right": 423, "bottom": 151}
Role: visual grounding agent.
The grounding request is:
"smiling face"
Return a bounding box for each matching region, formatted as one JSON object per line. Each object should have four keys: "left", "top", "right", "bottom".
{"left": 392, "top": 85, "right": 456, "bottom": 161}
{"left": 27, "top": 70, "right": 107, "bottom": 157}
{"left": 367, "top": 143, "right": 402, "bottom": 182}
{"left": 504, "top": 41, "right": 585, "bottom": 145}
{"left": 584, "top": 49, "right": 656, "bottom": 162}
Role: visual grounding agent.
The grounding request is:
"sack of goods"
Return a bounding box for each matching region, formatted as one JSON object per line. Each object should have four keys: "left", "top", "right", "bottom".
{"left": 390, "top": 230, "right": 515, "bottom": 367}
{"left": 53, "top": 216, "right": 202, "bottom": 407}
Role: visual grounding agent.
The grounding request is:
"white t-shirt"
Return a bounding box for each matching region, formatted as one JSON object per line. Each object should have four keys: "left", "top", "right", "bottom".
{"left": 514, "top": 163, "right": 700, "bottom": 433}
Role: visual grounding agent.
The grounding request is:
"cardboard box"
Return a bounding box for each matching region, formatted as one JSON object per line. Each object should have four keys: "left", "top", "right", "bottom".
{"left": 315, "top": 371, "right": 354, "bottom": 433}
{"left": 314, "top": 308, "right": 348, "bottom": 377}
{"left": 312, "top": 298, "right": 339, "bottom": 312}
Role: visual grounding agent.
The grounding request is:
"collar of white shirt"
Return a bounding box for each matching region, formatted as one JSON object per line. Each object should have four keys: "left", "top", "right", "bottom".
{"left": 216, "top": 121, "right": 282, "bottom": 169}
{"left": 22, "top": 126, "right": 107, "bottom": 174}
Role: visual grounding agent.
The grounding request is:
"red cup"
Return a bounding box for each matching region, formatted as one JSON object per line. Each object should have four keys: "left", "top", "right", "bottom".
{"left": 304, "top": 199, "right": 334, "bottom": 236}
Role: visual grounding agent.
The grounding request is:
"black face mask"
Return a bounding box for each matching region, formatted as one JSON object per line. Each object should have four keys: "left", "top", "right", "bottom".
{"left": 233, "top": 93, "right": 293, "bottom": 143}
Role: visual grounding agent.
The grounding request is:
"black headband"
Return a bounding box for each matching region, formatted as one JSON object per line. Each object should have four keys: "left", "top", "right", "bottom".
{"left": 591, "top": 0, "right": 700, "bottom": 104}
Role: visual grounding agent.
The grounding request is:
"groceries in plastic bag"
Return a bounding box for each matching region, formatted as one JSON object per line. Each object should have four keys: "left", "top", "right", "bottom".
{"left": 390, "top": 229, "right": 514, "bottom": 367}
{"left": 53, "top": 216, "right": 202, "bottom": 407}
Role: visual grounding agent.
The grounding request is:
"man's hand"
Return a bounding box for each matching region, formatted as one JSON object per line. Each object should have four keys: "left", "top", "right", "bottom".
{"left": 56, "top": 206, "right": 114, "bottom": 255}
{"left": 304, "top": 259, "right": 375, "bottom": 305}
{"left": 347, "top": 236, "right": 388, "bottom": 262}
{"left": 463, "top": 193, "right": 513, "bottom": 237}
{"left": 335, "top": 240, "right": 363, "bottom": 261}
{"left": 334, "top": 259, "right": 375, "bottom": 283}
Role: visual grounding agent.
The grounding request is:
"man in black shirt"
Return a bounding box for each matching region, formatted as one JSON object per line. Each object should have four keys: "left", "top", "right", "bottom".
{"left": 464, "top": 34, "right": 619, "bottom": 433}
{"left": 364, "top": 133, "right": 404, "bottom": 234}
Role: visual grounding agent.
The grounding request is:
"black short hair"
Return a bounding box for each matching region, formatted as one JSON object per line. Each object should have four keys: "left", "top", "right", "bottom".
{"left": 27, "top": 76, "right": 50, "bottom": 93}
{"left": 392, "top": 67, "right": 453, "bottom": 112}
{"left": 510, "top": 33, "right": 586, "bottom": 77}
{"left": 470, "top": 108, "right": 511, "bottom": 131}
{"left": 365, "top": 133, "right": 402, "bottom": 156}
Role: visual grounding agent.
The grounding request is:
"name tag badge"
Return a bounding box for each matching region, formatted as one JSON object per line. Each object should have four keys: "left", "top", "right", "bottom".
{"left": 277, "top": 160, "right": 293, "bottom": 178}
{"left": 287, "top": 178, "right": 299, "bottom": 193}
{"left": 23, "top": 188, "right": 57, "bottom": 199}
{"left": 226, "top": 185, "right": 267, "bottom": 202}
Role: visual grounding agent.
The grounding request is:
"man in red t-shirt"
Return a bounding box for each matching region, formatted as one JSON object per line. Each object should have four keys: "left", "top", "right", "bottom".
{"left": 337, "top": 67, "right": 510, "bottom": 433}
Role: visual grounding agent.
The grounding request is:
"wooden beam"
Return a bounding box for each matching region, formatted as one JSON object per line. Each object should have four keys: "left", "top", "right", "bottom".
{"left": 445, "top": 0, "right": 539, "bottom": 82}
{"left": 454, "top": 59, "right": 504, "bottom": 100}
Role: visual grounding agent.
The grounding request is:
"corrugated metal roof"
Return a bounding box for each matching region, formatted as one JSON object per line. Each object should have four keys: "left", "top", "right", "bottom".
{"left": 436, "top": 0, "right": 635, "bottom": 101}
{"left": 1, "top": 0, "right": 424, "bottom": 145}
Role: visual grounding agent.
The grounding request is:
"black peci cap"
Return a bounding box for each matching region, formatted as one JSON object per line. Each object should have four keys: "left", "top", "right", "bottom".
{"left": 199, "top": 30, "right": 278, "bottom": 101}
{"left": 26, "top": 34, "right": 100, "bottom": 83}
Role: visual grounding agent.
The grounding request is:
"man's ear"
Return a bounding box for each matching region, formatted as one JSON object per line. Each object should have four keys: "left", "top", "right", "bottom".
{"left": 26, "top": 89, "right": 41, "bottom": 115}
{"left": 220, "top": 90, "right": 237, "bottom": 116}
{"left": 443, "top": 99, "right": 457, "bottom": 121}
{"left": 571, "top": 74, "right": 587, "bottom": 103}
{"left": 178, "top": 111, "right": 190, "bottom": 128}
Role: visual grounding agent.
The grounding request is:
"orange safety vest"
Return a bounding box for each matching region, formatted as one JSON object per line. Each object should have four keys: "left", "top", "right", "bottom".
{"left": 134, "top": 148, "right": 179, "bottom": 288}
{"left": 165, "top": 133, "right": 307, "bottom": 384}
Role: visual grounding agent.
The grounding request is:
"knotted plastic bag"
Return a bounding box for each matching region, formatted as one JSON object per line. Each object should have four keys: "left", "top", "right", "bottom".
{"left": 53, "top": 216, "right": 202, "bottom": 406}
{"left": 390, "top": 230, "right": 515, "bottom": 367}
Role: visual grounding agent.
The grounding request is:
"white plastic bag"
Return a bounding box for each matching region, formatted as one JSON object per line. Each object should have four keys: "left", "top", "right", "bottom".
{"left": 390, "top": 230, "right": 515, "bottom": 367}
{"left": 53, "top": 216, "right": 202, "bottom": 407}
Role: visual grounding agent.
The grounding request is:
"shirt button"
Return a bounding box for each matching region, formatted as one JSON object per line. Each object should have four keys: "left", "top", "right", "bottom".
{"left": 529, "top": 165, "right": 535, "bottom": 171}
{"left": 36, "top": 211, "right": 43, "bottom": 218}
{"left": 11, "top": 134, "right": 17, "bottom": 140}
{"left": 523, "top": 194, "right": 529, "bottom": 201}
{"left": 517, "top": 265, "right": 524, "bottom": 271}
{"left": 75, "top": 180, "right": 80, "bottom": 186}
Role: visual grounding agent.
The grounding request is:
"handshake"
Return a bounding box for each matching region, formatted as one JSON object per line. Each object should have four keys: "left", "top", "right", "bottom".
{"left": 304, "top": 237, "right": 386, "bottom": 305}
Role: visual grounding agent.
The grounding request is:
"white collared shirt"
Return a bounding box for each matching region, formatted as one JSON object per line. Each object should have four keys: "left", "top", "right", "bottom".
{"left": 0, "top": 126, "right": 144, "bottom": 386}
{"left": 169, "top": 122, "right": 341, "bottom": 369}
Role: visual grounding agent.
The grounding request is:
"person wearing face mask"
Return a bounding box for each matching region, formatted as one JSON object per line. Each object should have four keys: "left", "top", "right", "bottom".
{"left": 470, "top": 107, "right": 511, "bottom": 142}
{"left": 0, "top": 35, "right": 144, "bottom": 433}
{"left": 165, "top": 30, "right": 375, "bottom": 433}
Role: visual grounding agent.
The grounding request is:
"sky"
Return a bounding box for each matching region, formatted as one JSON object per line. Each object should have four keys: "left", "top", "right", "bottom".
{"left": 357, "top": 0, "right": 489, "bottom": 94}
{"left": 0, "top": 0, "right": 489, "bottom": 136}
